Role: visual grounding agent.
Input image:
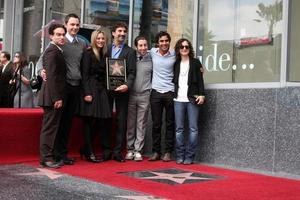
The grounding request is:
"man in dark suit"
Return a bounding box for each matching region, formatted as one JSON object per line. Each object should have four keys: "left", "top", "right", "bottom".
{"left": 103, "top": 22, "right": 136, "bottom": 162}
{"left": 38, "top": 23, "right": 67, "bottom": 168}
{"left": 39, "top": 14, "right": 87, "bottom": 165}
{"left": 0, "top": 51, "right": 14, "bottom": 108}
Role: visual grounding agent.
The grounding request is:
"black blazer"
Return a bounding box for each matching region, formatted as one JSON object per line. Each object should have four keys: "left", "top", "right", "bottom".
{"left": 107, "top": 44, "right": 136, "bottom": 89}
{"left": 173, "top": 58, "right": 205, "bottom": 101}
{"left": 81, "top": 48, "right": 106, "bottom": 96}
{"left": 0, "top": 62, "right": 14, "bottom": 103}
{"left": 38, "top": 43, "right": 67, "bottom": 107}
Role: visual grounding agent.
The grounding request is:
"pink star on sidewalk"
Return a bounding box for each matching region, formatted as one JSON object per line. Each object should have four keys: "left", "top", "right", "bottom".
{"left": 18, "top": 168, "right": 63, "bottom": 180}
{"left": 142, "top": 172, "right": 212, "bottom": 184}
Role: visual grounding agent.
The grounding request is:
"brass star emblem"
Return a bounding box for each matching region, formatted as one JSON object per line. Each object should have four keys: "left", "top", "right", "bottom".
{"left": 111, "top": 61, "right": 124, "bottom": 76}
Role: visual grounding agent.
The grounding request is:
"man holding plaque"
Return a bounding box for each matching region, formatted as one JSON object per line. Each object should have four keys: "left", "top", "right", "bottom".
{"left": 104, "top": 22, "right": 136, "bottom": 162}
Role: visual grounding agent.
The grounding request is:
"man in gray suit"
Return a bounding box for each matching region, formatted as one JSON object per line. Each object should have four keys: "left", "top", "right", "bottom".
{"left": 125, "top": 36, "right": 152, "bottom": 161}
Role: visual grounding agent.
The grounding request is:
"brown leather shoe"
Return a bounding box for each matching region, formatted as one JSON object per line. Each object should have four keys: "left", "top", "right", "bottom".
{"left": 148, "top": 152, "right": 160, "bottom": 161}
{"left": 161, "top": 152, "right": 171, "bottom": 162}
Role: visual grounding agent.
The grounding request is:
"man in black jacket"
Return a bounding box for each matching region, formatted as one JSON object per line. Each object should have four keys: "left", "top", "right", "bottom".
{"left": 0, "top": 51, "right": 14, "bottom": 108}
{"left": 103, "top": 22, "right": 136, "bottom": 162}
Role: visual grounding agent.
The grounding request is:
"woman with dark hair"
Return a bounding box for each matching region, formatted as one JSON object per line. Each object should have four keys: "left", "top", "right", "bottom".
{"left": 10, "top": 52, "right": 34, "bottom": 108}
{"left": 78, "top": 29, "right": 111, "bottom": 163}
{"left": 173, "top": 38, "right": 205, "bottom": 165}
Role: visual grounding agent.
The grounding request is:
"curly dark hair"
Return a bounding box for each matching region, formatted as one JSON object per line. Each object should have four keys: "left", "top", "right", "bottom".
{"left": 154, "top": 31, "right": 171, "bottom": 44}
{"left": 174, "top": 38, "right": 194, "bottom": 60}
{"left": 112, "top": 22, "right": 128, "bottom": 33}
{"left": 134, "top": 35, "right": 147, "bottom": 47}
{"left": 48, "top": 23, "right": 66, "bottom": 35}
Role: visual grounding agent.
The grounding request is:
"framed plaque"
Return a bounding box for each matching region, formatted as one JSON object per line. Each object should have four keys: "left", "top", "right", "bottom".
{"left": 106, "top": 58, "right": 127, "bottom": 90}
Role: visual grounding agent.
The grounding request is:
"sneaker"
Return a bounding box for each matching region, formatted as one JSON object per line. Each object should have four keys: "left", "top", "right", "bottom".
{"left": 148, "top": 152, "right": 160, "bottom": 161}
{"left": 125, "top": 151, "right": 134, "bottom": 160}
{"left": 176, "top": 159, "right": 184, "bottom": 164}
{"left": 134, "top": 152, "right": 143, "bottom": 161}
{"left": 161, "top": 152, "right": 171, "bottom": 162}
{"left": 183, "top": 160, "right": 193, "bottom": 165}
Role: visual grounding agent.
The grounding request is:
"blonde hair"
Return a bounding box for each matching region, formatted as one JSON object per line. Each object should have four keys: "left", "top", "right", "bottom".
{"left": 91, "top": 29, "right": 107, "bottom": 60}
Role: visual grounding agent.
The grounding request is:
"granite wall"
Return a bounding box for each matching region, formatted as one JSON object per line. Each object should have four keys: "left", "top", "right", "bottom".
{"left": 196, "top": 87, "right": 300, "bottom": 176}
{"left": 144, "top": 87, "right": 300, "bottom": 176}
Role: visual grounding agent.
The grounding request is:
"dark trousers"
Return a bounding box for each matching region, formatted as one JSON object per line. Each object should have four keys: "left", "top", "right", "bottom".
{"left": 54, "top": 84, "right": 80, "bottom": 159}
{"left": 0, "top": 93, "right": 13, "bottom": 108}
{"left": 150, "top": 90, "right": 175, "bottom": 154}
{"left": 40, "top": 106, "right": 62, "bottom": 162}
{"left": 102, "top": 92, "right": 129, "bottom": 156}
{"left": 82, "top": 117, "right": 111, "bottom": 155}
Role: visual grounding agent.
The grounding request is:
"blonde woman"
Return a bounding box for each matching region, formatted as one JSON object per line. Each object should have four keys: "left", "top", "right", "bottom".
{"left": 78, "top": 29, "right": 111, "bottom": 162}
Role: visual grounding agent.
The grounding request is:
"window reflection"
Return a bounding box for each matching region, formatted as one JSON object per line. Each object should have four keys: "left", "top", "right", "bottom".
{"left": 84, "top": 0, "right": 129, "bottom": 43}
{"left": 133, "top": 0, "right": 194, "bottom": 48}
{"left": 0, "top": 0, "right": 3, "bottom": 51}
{"left": 198, "top": 0, "right": 283, "bottom": 84}
{"left": 288, "top": 0, "right": 300, "bottom": 82}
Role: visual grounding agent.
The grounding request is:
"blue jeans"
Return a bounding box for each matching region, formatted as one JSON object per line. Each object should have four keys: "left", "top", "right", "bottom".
{"left": 174, "top": 101, "right": 200, "bottom": 162}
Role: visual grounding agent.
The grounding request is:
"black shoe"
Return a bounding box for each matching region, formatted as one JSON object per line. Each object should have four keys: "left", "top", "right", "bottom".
{"left": 40, "top": 161, "right": 61, "bottom": 168}
{"left": 102, "top": 153, "right": 112, "bottom": 161}
{"left": 61, "top": 157, "right": 74, "bottom": 165}
{"left": 113, "top": 154, "right": 125, "bottom": 162}
{"left": 80, "top": 149, "right": 102, "bottom": 163}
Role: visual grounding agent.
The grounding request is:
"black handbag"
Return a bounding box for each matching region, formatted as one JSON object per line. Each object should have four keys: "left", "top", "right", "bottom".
{"left": 30, "top": 75, "right": 43, "bottom": 90}
{"left": 30, "top": 61, "right": 43, "bottom": 91}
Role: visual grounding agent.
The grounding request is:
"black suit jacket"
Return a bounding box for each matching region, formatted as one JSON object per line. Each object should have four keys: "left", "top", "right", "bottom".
{"left": 0, "top": 62, "right": 14, "bottom": 106}
{"left": 38, "top": 43, "right": 67, "bottom": 107}
{"left": 107, "top": 44, "right": 136, "bottom": 89}
{"left": 173, "top": 58, "right": 205, "bottom": 100}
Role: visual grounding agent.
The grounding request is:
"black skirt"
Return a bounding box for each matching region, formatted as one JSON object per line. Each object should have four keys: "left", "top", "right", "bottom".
{"left": 78, "top": 81, "right": 111, "bottom": 119}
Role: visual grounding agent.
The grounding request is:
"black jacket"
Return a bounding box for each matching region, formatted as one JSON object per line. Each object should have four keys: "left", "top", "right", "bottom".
{"left": 173, "top": 58, "right": 205, "bottom": 101}
{"left": 107, "top": 44, "right": 137, "bottom": 89}
{"left": 38, "top": 43, "right": 67, "bottom": 107}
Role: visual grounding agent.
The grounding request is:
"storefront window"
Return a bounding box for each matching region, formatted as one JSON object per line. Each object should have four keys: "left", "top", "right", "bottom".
{"left": 133, "top": 0, "right": 194, "bottom": 48}
{"left": 22, "top": 0, "right": 81, "bottom": 62}
{"left": 287, "top": 0, "right": 300, "bottom": 82}
{"left": 51, "top": 0, "right": 81, "bottom": 20}
{"left": 198, "top": 0, "right": 283, "bottom": 84}
{"left": 0, "top": 0, "right": 3, "bottom": 50}
{"left": 84, "top": 0, "right": 130, "bottom": 43}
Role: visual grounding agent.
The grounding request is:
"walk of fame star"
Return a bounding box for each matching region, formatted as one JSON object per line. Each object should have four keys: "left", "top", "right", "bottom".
{"left": 18, "top": 168, "right": 63, "bottom": 180}
{"left": 111, "top": 61, "right": 124, "bottom": 76}
{"left": 141, "top": 171, "right": 213, "bottom": 184}
{"left": 119, "top": 168, "right": 222, "bottom": 185}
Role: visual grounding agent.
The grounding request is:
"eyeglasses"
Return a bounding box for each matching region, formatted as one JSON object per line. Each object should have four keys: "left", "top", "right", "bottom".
{"left": 180, "top": 45, "right": 189, "bottom": 50}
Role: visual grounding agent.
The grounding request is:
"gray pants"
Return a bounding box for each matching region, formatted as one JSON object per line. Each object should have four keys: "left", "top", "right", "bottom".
{"left": 126, "top": 91, "right": 151, "bottom": 152}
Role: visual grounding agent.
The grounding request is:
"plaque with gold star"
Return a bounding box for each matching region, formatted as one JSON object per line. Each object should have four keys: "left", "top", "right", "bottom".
{"left": 106, "top": 58, "right": 127, "bottom": 90}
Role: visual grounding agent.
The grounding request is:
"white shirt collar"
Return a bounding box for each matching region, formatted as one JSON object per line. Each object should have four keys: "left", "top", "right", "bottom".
{"left": 66, "top": 32, "right": 78, "bottom": 43}
{"left": 50, "top": 41, "right": 63, "bottom": 52}
{"left": 1, "top": 61, "right": 11, "bottom": 73}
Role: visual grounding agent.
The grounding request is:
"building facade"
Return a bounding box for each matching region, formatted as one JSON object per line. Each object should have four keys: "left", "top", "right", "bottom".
{"left": 1, "top": 0, "right": 299, "bottom": 176}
